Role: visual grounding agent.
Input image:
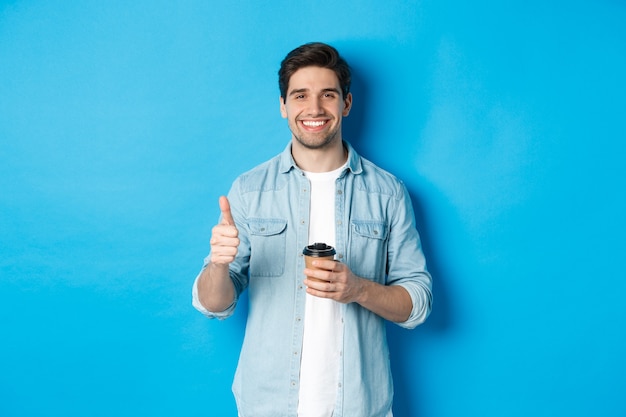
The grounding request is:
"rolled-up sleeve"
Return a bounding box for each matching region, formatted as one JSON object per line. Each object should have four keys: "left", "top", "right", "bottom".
{"left": 395, "top": 274, "right": 432, "bottom": 329}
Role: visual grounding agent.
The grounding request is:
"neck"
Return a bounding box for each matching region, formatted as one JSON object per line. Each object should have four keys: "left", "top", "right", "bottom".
{"left": 291, "top": 138, "right": 347, "bottom": 173}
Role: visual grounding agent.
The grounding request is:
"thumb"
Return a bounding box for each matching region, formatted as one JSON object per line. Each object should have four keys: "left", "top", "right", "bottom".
{"left": 219, "top": 196, "right": 235, "bottom": 226}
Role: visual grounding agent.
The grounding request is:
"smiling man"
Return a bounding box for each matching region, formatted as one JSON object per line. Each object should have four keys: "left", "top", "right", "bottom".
{"left": 280, "top": 65, "right": 350, "bottom": 154}
{"left": 192, "top": 42, "right": 432, "bottom": 417}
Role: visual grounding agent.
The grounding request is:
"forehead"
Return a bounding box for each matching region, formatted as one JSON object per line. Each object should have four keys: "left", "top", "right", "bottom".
{"left": 287, "top": 66, "right": 341, "bottom": 92}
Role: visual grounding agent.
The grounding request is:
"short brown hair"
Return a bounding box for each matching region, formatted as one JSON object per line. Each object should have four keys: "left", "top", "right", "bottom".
{"left": 278, "top": 42, "right": 351, "bottom": 102}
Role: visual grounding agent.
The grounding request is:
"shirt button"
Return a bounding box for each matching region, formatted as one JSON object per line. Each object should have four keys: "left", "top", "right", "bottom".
{"left": 337, "top": 190, "right": 343, "bottom": 195}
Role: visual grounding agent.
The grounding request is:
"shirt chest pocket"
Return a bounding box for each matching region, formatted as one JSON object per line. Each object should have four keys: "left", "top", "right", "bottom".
{"left": 349, "top": 220, "right": 388, "bottom": 280}
{"left": 247, "top": 218, "right": 288, "bottom": 277}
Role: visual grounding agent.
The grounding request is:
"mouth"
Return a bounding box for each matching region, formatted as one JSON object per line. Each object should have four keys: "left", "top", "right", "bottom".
{"left": 300, "top": 119, "right": 328, "bottom": 130}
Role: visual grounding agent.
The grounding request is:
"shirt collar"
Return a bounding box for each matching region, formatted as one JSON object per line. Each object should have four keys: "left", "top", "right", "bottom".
{"left": 278, "top": 140, "right": 363, "bottom": 175}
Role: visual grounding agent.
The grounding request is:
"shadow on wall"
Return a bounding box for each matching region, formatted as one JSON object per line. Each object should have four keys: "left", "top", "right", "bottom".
{"left": 389, "top": 186, "right": 454, "bottom": 417}
{"left": 342, "top": 66, "right": 368, "bottom": 152}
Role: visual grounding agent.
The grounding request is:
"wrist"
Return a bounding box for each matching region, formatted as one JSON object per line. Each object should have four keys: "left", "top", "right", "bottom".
{"left": 209, "top": 261, "right": 229, "bottom": 271}
{"left": 353, "top": 275, "right": 370, "bottom": 305}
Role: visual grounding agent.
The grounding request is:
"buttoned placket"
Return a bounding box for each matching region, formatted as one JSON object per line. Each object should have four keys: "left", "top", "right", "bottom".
{"left": 333, "top": 173, "right": 348, "bottom": 416}
{"left": 288, "top": 169, "right": 311, "bottom": 414}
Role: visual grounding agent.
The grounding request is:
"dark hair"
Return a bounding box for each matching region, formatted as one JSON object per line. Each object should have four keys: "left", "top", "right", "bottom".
{"left": 278, "top": 42, "right": 351, "bottom": 102}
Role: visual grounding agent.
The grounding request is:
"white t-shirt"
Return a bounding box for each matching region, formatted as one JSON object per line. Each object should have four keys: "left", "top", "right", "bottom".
{"left": 298, "top": 165, "right": 345, "bottom": 417}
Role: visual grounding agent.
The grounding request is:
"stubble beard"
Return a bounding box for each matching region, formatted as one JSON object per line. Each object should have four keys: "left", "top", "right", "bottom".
{"left": 291, "top": 122, "right": 341, "bottom": 151}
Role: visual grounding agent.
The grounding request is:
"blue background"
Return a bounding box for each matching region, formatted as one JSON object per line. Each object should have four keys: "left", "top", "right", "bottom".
{"left": 1, "top": 1, "right": 625, "bottom": 416}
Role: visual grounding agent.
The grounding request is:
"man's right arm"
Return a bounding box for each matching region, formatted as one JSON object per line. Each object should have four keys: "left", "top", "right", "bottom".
{"left": 196, "top": 263, "right": 236, "bottom": 312}
{"left": 195, "top": 196, "right": 240, "bottom": 312}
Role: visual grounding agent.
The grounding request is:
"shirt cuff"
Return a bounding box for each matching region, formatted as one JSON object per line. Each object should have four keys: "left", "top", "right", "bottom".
{"left": 395, "top": 279, "right": 432, "bottom": 329}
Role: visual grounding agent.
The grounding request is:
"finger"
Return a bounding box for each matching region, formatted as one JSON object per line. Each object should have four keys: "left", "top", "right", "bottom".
{"left": 313, "top": 259, "right": 339, "bottom": 272}
{"left": 211, "top": 252, "right": 237, "bottom": 265}
{"left": 213, "top": 224, "right": 239, "bottom": 238}
{"left": 219, "top": 196, "right": 235, "bottom": 226}
{"left": 211, "top": 234, "right": 239, "bottom": 247}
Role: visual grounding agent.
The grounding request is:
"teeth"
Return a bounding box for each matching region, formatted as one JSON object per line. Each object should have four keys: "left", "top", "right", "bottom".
{"left": 302, "top": 120, "right": 326, "bottom": 127}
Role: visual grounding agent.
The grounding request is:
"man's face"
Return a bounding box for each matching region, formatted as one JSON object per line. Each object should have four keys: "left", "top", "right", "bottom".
{"left": 280, "top": 66, "right": 352, "bottom": 150}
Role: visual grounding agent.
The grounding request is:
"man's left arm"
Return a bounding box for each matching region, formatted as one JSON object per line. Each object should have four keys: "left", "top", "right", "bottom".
{"left": 304, "top": 183, "right": 432, "bottom": 327}
{"left": 304, "top": 260, "right": 414, "bottom": 323}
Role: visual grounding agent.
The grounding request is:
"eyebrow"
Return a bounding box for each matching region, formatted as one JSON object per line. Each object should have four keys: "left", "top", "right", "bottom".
{"left": 288, "top": 87, "right": 341, "bottom": 97}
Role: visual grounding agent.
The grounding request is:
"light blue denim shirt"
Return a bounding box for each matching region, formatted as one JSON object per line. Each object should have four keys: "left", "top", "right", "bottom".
{"left": 192, "top": 141, "right": 432, "bottom": 417}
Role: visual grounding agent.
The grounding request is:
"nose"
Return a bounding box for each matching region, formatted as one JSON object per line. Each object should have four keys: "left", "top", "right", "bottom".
{"left": 306, "top": 97, "right": 323, "bottom": 116}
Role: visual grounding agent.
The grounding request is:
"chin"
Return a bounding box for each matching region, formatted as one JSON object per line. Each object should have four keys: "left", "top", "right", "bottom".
{"left": 294, "top": 133, "right": 340, "bottom": 150}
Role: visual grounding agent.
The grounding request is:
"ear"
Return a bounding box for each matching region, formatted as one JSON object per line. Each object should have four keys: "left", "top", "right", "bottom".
{"left": 279, "top": 96, "right": 287, "bottom": 118}
{"left": 342, "top": 92, "right": 353, "bottom": 117}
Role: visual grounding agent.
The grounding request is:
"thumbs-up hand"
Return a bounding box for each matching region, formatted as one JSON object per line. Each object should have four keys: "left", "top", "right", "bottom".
{"left": 210, "top": 196, "right": 240, "bottom": 265}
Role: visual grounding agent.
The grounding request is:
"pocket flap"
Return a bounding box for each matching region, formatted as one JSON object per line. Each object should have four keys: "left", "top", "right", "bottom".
{"left": 248, "top": 218, "right": 287, "bottom": 236}
{"left": 351, "top": 220, "right": 387, "bottom": 240}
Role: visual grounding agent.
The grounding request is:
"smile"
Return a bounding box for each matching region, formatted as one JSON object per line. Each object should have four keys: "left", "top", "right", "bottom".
{"left": 301, "top": 120, "right": 327, "bottom": 127}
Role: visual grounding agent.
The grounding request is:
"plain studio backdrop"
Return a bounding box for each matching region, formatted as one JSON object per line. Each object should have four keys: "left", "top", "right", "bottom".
{"left": 1, "top": 1, "right": 625, "bottom": 416}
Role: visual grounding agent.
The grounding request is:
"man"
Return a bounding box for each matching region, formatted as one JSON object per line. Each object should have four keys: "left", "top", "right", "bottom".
{"left": 192, "top": 42, "right": 432, "bottom": 417}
